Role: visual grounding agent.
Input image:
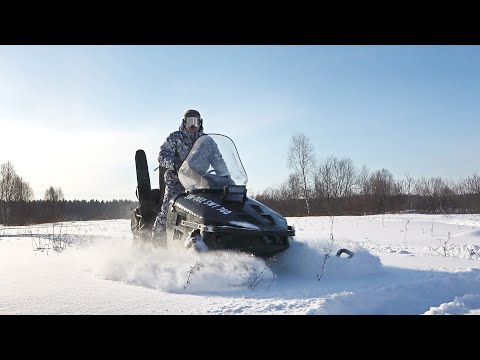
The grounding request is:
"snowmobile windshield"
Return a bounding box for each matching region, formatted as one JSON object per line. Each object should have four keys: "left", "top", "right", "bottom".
{"left": 178, "top": 134, "right": 248, "bottom": 192}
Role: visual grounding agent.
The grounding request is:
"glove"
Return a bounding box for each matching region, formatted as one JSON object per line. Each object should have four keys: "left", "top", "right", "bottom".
{"left": 222, "top": 175, "right": 235, "bottom": 186}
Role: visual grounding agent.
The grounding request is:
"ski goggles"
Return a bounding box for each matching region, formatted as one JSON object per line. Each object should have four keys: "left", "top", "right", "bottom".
{"left": 185, "top": 116, "right": 202, "bottom": 128}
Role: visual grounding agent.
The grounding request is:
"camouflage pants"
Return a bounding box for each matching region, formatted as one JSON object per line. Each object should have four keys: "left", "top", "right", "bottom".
{"left": 152, "top": 179, "right": 185, "bottom": 235}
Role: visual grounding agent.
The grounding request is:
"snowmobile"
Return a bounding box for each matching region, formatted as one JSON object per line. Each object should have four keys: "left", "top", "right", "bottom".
{"left": 130, "top": 133, "right": 294, "bottom": 258}
{"left": 130, "top": 133, "right": 353, "bottom": 259}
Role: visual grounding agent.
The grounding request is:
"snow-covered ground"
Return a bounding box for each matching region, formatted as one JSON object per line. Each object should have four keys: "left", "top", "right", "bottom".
{"left": 2, "top": 214, "right": 480, "bottom": 315}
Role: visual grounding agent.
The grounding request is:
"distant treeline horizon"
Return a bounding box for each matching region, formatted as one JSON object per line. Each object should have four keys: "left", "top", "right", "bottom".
{"left": 2, "top": 132, "right": 479, "bottom": 226}
{"left": 0, "top": 199, "right": 138, "bottom": 226}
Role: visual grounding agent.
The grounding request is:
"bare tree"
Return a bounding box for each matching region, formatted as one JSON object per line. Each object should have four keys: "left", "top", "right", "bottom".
{"left": 1, "top": 162, "right": 17, "bottom": 224}
{"left": 404, "top": 173, "right": 413, "bottom": 196}
{"left": 281, "top": 173, "right": 302, "bottom": 200}
{"left": 465, "top": 173, "right": 480, "bottom": 211}
{"left": 369, "top": 168, "right": 395, "bottom": 213}
{"left": 335, "top": 157, "right": 356, "bottom": 198}
{"left": 44, "top": 186, "right": 64, "bottom": 202}
{"left": 432, "top": 177, "right": 454, "bottom": 212}
{"left": 1, "top": 161, "right": 36, "bottom": 225}
{"left": 44, "top": 186, "right": 65, "bottom": 221}
{"left": 466, "top": 173, "right": 480, "bottom": 194}
{"left": 403, "top": 172, "right": 414, "bottom": 209}
{"left": 414, "top": 176, "right": 454, "bottom": 213}
{"left": 315, "top": 156, "right": 356, "bottom": 212}
{"left": 315, "top": 156, "right": 334, "bottom": 200}
{"left": 12, "top": 175, "right": 34, "bottom": 202}
{"left": 287, "top": 133, "right": 315, "bottom": 215}
{"left": 355, "top": 164, "right": 371, "bottom": 195}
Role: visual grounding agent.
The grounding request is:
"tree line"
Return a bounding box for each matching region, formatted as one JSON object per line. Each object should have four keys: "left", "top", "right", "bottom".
{"left": 0, "top": 161, "right": 136, "bottom": 225}
{"left": 2, "top": 133, "right": 480, "bottom": 226}
{"left": 1, "top": 199, "right": 137, "bottom": 226}
{"left": 254, "top": 133, "right": 480, "bottom": 217}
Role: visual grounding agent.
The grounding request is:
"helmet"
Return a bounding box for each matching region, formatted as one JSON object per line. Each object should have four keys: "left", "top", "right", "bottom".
{"left": 184, "top": 109, "right": 201, "bottom": 119}
{"left": 183, "top": 109, "right": 202, "bottom": 128}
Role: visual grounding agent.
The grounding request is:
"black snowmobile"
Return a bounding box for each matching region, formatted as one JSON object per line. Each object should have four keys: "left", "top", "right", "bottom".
{"left": 130, "top": 133, "right": 295, "bottom": 258}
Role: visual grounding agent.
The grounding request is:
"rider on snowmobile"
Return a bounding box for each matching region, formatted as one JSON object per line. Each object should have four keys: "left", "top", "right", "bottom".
{"left": 151, "top": 109, "right": 229, "bottom": 245}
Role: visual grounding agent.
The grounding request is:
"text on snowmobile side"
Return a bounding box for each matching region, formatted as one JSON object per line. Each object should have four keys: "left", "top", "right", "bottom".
{"left": 185, "top": 194, "right": 232, "bottom": 215}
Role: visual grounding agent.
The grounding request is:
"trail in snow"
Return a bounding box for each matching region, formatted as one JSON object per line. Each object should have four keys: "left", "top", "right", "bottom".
{"left": 2, "top": 215, "right": 480, "bottom": 314}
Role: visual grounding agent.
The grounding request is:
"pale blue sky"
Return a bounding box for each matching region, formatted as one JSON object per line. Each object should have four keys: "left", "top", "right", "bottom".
{"left": 1, "top": 45, "right": 479, "bottom": 201}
